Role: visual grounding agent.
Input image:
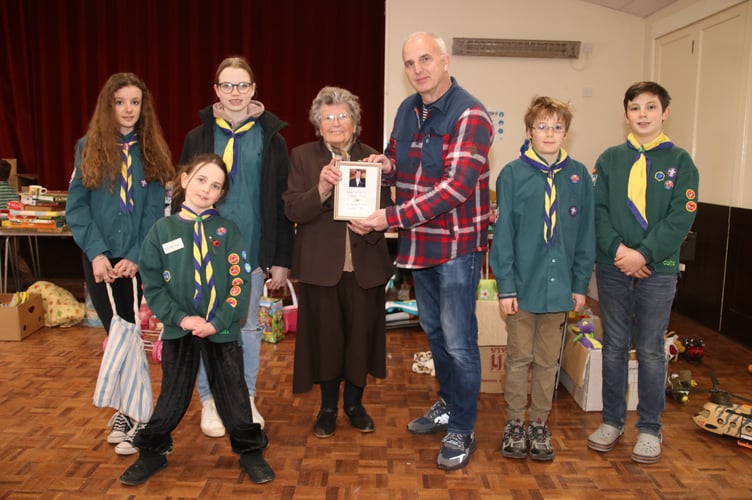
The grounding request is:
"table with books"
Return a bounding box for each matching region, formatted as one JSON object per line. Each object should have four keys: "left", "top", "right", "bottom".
{"left": 1, "top": 191, "right": 71, "bottom": 293}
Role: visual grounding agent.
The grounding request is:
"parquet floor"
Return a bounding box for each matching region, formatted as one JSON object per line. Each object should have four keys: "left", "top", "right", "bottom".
{"left": 1, "top": 307, "right": 751, "bottom": 499}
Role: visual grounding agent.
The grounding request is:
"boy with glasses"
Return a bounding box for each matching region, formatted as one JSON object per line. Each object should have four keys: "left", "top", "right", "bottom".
{"left": 490, "top": 96, "right": 595, "bottom": 461}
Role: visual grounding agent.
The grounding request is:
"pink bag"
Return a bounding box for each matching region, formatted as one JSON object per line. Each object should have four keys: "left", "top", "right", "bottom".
{"left": 282, "top": 280, "right": 298, "bottom": 333}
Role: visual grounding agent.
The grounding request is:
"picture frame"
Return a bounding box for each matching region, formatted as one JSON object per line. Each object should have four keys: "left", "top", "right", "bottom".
{"left": 333, "top": 161, "right": 382, "bottom": 220}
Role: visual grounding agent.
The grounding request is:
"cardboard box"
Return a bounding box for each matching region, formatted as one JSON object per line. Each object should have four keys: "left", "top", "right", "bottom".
{"left": 476, "top": 300, "right": 507, "bottom": 393}
{"left": 0, "top": 293, "right": 45, "bottom": 341}
{"left": 559, "top": 320, "right": 638, "bottom": 411}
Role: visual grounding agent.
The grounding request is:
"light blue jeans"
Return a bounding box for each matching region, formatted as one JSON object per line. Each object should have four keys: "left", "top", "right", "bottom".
{"left": 596, "top": 263, "right": 676, "bottom": 437}
{"left": 197, "top": 268, "right": 264, "bottom": 403}
{"left": 412, "top": 252, "right": 482, "bottom": 436}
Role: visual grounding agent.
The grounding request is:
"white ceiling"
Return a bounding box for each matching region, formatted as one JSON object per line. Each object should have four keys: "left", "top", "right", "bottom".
{"left": 580, "top": 0, "right": 680, "bottom": 18}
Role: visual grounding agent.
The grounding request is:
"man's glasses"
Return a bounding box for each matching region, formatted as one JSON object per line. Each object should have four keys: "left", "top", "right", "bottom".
{"left": 217, "top": 82, "right": 253, "bottom": 94}
{"left": 323, "top": 113, "right": 351, "bottom": 122}
{"left": 531, "top": 123, "right": 566, "bottom": 134}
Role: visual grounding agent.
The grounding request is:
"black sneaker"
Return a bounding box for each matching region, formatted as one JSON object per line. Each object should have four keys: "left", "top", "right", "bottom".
{"left": 120, "top": 454, "right": 168, "bottom": 486}
{"left": 407, "top": 399, "right": 450, "bottom": 435}
{"left": 313, "top": 409, "right": 337, "bottom": 438}
{"left": 436, "top": 432, "right": 476, "bottom": 470}
{"left": 527, "top": 419, "right": 555, "bottom": 461}
{"left": 501, "top": 419, "right": 527, "bottom": 459}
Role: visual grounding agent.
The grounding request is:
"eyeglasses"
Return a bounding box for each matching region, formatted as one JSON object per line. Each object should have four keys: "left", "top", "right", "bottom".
{"left": 532, "top": 123, "right": 566, "bottom": 134}
{"left": 217, "top": 82, "right": 253, "bottom": 94}
{"left": 323, "top": 113, "right": 351, "bottom": 123}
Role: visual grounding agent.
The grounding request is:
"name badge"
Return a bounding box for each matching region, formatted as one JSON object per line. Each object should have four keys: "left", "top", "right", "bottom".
{"left": 162, "top": 238, "right": 185, "bottom": 254}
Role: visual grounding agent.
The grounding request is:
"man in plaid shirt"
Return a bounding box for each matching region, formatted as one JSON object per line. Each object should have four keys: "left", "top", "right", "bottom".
{"left": 353, "top": 31, "right": 493, "bottom": 471}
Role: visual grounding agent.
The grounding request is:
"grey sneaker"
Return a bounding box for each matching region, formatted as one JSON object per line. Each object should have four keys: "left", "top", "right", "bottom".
{"left": 587, "top": 423, "right": 624, "bottom": 452}
{"left": 436, "top": 432, "right": 476, "bottom": 470}
{"left": 527, "top": 420, "right": 555, "bottom": 461}
{"left": 501, "top": 419, "right": 527, "bottom": 459}
{"left": 407, "top": 399, "right": 450, "bottom": 434}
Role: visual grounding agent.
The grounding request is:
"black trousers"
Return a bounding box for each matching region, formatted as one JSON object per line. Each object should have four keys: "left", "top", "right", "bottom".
{"left": 134, "top": 334, "right": 267, "bottom": 455}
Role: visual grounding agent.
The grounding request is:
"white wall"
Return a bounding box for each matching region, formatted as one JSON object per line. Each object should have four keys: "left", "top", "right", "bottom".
{"left": 384, "top": 0, "right": 646, "bottom": 184}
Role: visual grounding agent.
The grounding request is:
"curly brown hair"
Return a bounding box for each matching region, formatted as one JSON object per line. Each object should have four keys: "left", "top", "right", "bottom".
{"left": 79, "top": 72, "right": 174, "bottom": 189}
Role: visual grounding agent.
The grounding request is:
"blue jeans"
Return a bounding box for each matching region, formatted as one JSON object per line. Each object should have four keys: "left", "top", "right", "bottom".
{"left": 596, "top": 263, "right": 676, "bottom": 437}
{"left": 412, "top": 252, "right": 482, "bottom": 436}
{"left": 197, "top": 268, "right": 264, "bottom": 402}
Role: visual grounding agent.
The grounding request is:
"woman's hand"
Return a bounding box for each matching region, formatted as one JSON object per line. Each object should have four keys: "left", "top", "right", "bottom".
{"left": 318, "top": 159, "right": 342, "bottom": 198}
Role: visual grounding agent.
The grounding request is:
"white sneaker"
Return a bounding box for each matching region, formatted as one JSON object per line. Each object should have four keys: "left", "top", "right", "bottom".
{"left": 115, "top": 422, "right": 145, "bottom": 456}
{"left": 251, "top": 396, "right": 265, "bottom": 429}
{"left": 201, "top": 399, "right": 226, "bottom": 437}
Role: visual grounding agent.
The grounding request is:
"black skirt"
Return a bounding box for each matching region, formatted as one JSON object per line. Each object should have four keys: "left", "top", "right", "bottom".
{"left": 292, "top": 272, "right": 386, "bottom": 393}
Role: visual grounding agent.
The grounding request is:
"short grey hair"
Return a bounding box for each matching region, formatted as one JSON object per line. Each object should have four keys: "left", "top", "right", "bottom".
{"left": 404, "top": 31, "right": 448, "bottom": 56}
{"left": 309, "top": 86, "right": 362, "bottom": 137}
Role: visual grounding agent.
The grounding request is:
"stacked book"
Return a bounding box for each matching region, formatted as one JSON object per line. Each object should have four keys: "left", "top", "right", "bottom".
{"left": 3, "top": 197, "right": 67, "bottom": 231}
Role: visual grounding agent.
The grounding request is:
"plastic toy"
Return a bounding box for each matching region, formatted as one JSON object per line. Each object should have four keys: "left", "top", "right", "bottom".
{"left": 665, "top": 369, "right": 696, "bottom": 402}
{"left": 681, "top": 337, "right": 705, "bottom": 362}
{"left": 688, "top": 370, "right": 752, "bottom": 449}
{"left": 664, "top": 330, "right": 685, "bottom": 362}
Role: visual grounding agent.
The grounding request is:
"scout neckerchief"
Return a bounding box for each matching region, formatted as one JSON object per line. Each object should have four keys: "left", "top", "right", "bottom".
{"left": 215, "top": 118, "right": 255, "bottom": 182}
{"left": 180, "top": 204, "right": 219, "bottom": 321}
{"left": 119, "top": 136, "right": 138, "bottom": 213}
{"left": 519, "top": 139, "right": 570, "bottom": 247}
{"left": 626, "top": 132, "right": 673, "bottom": 230}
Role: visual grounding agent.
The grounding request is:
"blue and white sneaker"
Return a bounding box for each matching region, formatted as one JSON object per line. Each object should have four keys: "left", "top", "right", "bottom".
{"left": 407, "top": 399, "right": 450, "bottom": 435}
{"left": 436, "top": 432, "right": 476, "bottom": 470}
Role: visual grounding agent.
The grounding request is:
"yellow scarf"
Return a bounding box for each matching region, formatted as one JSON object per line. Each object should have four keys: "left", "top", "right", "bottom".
{"left": 180, "top": 204, "right": 219, "bottom": 321}
{"left": 119, "top": 139, "right": 137, "bottom": 213}
{"left": 626, "top": 132, "right": 673, "bottom": 229}
{"left": 215, "top": 118, "right": 255, "bottom": 182}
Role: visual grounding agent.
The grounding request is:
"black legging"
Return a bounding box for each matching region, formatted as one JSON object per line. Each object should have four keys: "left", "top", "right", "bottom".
{"left": 81, "top": 252, "right": 142, "bottom": 334}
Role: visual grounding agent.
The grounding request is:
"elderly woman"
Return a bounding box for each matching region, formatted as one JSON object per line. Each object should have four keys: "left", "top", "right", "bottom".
{"left": 283, "top": 86, "right": 393, "bottom": 438}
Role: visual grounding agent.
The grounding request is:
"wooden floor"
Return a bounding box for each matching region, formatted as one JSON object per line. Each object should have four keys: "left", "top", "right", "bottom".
{"left": 1, "top": 308, "right": 751, "bottom": 499}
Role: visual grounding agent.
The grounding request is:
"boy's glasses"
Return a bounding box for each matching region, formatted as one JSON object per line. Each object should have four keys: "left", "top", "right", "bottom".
{"left": 532, "top": 123, "right": 566, "bottom": 134}
{"left": 217, "top": 82, "right": 253, "bottom": 94}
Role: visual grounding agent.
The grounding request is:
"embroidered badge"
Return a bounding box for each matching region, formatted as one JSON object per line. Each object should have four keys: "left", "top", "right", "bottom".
{"left": 139, "top": 179, "right": 148, "bottom": 188}
{"left": 244, "top": 263, "right": 252, "bottom": 273}
{"left": 228, "top": 253, "right": 240, "bottom": 265}
{"left": 232, "top": 277, "right": 244, "bottom": 287}
{"left": 241, "top": 250, "right": 247, "bottom": 260}
{"left": 667, "top": 167, "right": 677, "bottom": 179}
{"left": 686, "top": 189, "right": 696, "bottom": 200}
{"left": 216, "top": 227, "right": 227, "bottom": 236}
{"left": 664, "top": 180, "right": 674, "bottom": 190}
{"left": 686, "top": 201, "right": 697, "bottom": 212}
{"left": 569, "top": 206, "right": 579, "bottom": 216}
{"left": 229, "top": 264, "right": 241, "bottom": 276}
{"left": 162, "top": 270, "right": 171, "bottom": 282}
{"left": 570, "top": 174, "right": 580, "bottom": 184}
{"left": 654, "top": 171, "right": 665, "bottom": 182}
{"left": 226, "top": 297, "right": 238, "bottom": 308}
{"left": 230, "top": 286, "right": 241, "bottom": 297}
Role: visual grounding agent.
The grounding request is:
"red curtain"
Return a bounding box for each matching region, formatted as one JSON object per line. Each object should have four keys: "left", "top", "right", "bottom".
{"left": 0, "top": 0, "right": 385, "bottom": 190}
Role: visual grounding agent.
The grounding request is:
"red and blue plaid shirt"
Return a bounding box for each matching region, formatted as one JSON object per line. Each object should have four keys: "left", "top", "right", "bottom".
{"left": 383, "top": 80, "right": 493, "bottom": 269}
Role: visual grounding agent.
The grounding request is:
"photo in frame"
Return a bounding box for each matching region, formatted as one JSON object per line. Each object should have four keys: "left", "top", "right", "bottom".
{"left": 333, "top": 161, "right": 382, "bottom": 220}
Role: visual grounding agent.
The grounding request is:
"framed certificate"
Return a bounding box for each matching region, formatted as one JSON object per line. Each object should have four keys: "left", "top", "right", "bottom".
{"left": 333, "top": 161, "right": 382, "bottom": 220}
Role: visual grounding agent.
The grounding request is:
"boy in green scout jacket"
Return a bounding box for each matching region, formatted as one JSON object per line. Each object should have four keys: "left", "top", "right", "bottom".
{"left": 587, "top": 82, "right": 699, "bottom": 464}
{"left": 119, "top": 154, "right": 274, "bottom": 486}
{"left": 490, "top": 96, "right": 595, "bottom": 462}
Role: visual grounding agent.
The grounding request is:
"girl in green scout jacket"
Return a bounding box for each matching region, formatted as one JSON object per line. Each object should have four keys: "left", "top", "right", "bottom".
{"left": 119, "top": 154, "right": 274, "bottom": 486}
{"left": 490, "top": 96, "right": 595, "bottom": 462}
{"left": 587, "top": 82, "right": 699, "bottom": 464}
{"left": 66, "top": 72, "right": 173, "bottom": 453}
